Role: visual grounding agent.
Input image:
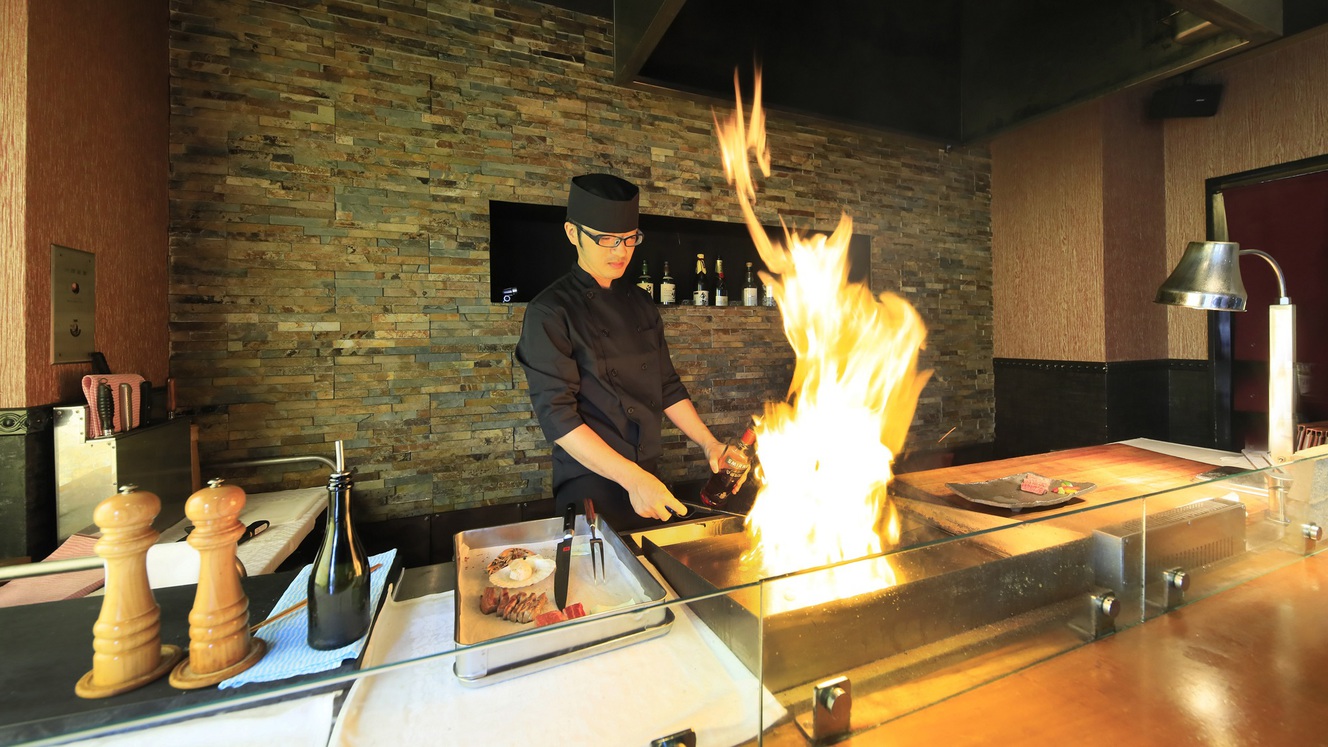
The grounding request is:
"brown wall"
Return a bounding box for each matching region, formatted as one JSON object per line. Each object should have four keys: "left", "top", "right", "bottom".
{"left": 990, "top": 100, "right": 1106, "bottom": 361}
{"left": 1, "top": 0, "right": 170, "bottom": 408}
{"left": 1102, "top": 88, "right": 1167, "bottom": 362}
{"left": 167, "top": 0, "right": 995, "bottom": 520}
{"left": 1, "top": 0, "right": 29, "bottom": 404}
{"left": 1163, "top": 27, "right": 1328, "bottom": 360}
{"left": 992, "top": 28, "right": 1328, "bottom": 367}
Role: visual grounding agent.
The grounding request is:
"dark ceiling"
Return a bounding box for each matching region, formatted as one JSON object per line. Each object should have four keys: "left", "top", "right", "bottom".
{"left": 540, "top": 0, "right": 1328, "bottom": 144}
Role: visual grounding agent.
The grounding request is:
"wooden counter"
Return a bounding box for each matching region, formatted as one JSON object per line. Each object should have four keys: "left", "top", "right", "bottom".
{"left": 889, "top": 443, "right": 1265, "bottom": 537}
{"left": 826, "top": 549, "right": 1328, "bottom": 746}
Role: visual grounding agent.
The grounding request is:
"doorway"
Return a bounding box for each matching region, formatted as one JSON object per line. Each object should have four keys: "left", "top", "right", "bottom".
{"left": 1207, "top": 155, "right": 1328, "bottom": 452}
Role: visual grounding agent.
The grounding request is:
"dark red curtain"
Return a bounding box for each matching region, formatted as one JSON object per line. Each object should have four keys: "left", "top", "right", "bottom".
{"left": 1224, "top": 169, "right": 1328, "bottom": 449}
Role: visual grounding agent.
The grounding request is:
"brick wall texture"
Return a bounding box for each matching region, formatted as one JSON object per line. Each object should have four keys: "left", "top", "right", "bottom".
{"left": 168, "top": 0, "right": 994, "bottom": 521}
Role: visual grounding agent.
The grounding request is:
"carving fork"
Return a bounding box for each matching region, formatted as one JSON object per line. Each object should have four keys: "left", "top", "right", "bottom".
{"left": 585, "top": 498, "right": 606, "bottom": 582}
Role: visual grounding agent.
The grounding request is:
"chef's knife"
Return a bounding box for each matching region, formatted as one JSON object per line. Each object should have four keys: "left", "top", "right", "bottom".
{"left": 554, "top": 502, "right": 575, "bottom": 610}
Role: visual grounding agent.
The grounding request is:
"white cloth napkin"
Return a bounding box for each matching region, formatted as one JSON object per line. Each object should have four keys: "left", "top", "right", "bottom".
{"left": 331, "top": 585, "right": 786, "bottom": 747}
{"left": 219, "top": 549, "right": 397, "bottom": 689}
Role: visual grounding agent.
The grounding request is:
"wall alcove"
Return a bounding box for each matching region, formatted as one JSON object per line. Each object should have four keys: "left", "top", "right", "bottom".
{"left": 488, "top": 200, "right": 871, "bottom": 304}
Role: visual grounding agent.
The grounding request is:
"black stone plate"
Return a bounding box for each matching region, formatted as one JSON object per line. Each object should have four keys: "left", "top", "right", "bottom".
{"left": 945, "top": 473, "right": 1096, "bottom": 513}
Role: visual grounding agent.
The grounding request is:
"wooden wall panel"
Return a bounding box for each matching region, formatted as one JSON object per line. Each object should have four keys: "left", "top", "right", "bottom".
{"left": 990, "top": 100, "right": 1105, "bottom": 361}
{"left": 1102, "top": 87, "right": 1167, "bottom": 362}
{"left": 1163, "top": 27, "right": 1328, "bottom": 360}
{"left": 23, "top": 0, "right": 169, "bottom": 405}
{"left": 0, "top": 0, "right": 27, "bottom": 407}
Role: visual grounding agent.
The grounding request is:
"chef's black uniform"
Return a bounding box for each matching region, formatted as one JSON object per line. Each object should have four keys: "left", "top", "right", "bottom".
{"left": 516, "top": 263, "right": 689, "bottom": 531}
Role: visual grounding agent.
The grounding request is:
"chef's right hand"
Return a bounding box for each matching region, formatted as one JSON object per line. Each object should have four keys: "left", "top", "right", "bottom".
{"left": 626, "top": 472, "right": 687, "bottom": 522}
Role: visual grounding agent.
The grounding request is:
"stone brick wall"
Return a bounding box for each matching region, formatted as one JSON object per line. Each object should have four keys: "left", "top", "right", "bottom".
{"left": 168, "top": 0, "right": 993, "bottom": 521}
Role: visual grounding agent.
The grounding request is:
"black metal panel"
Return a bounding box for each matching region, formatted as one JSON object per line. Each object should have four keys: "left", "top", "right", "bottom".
{"left": 996, "top": 358, "right": 1220, "bottom": 457}
{"left": 1105, "top": 360, "right": 1171, "bottom": 442}
{"left": 994, "top": 359, "right": 1110, "bottom": 458}
{"left": 0, "top": 408, "right": 56, "bottom": 562}
{"left": 1167, "top": 359, "right": 1218, "bottom": 448}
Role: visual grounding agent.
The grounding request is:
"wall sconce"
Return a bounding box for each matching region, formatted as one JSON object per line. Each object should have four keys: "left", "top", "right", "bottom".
{"left": 1155, "top": 240, "right": 1297, "bottom": 464}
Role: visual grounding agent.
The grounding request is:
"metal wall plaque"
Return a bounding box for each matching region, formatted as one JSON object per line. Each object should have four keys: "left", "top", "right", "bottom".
{"left": 51, "top": 245, "right": 95, "bottom": 364}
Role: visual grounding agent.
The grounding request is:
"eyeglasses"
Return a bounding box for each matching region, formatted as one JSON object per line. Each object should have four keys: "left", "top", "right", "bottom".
{"left": 573, "top": 223, "right": 645, "bottom": 249}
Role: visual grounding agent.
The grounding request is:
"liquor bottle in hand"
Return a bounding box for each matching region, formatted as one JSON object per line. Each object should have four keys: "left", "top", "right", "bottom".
{"left": 692, "top": 253, "right": 710, "bottom": 306}
{"left": 659, "top": 261, "right": 676, "bottom": 305}
{"left": 714, "top": 256, "right": 728, "bottom": 307}
{"left": 636, "top": 260, "right": 654, "bottom": 301}
{"left": 742, "top": 262, "right": 759, "bottom": 306}
{"left": 699, "top": 427, "right": 756, "bottom": 507}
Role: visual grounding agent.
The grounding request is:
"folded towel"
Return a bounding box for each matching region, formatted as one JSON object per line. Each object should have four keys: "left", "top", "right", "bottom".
{"left": 0, "top": 534, "right": 103, "bottom": 608}
{"left": 220, "top": 549, "right": 396, "bottom": 689}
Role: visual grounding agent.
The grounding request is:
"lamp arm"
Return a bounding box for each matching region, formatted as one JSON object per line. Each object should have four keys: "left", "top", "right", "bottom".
{"left": 1239, "top": 249, "right": 1290, "bottom": 303}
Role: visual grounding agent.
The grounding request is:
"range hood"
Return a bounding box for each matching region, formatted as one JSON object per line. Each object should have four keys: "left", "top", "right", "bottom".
{"left": 545, "top": 0, "right": 1326, "bottom": 143}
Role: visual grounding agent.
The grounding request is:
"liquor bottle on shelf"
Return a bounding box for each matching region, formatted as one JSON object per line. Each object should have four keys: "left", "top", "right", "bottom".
{"left": 692, "top": 253, "right": 710, "bottom": 307}
{"left": 659, "top": 261, "right": 676, "bottom": 305}
{"left": 307, "top": 441, "right": 371, "bottom": 650}
{"left": 700, "top": 427, "right": 757, "bottom": 507}
{"left": 714, "top": 256, "right": 728, "bottom": 307}
{"left": 742, "top": 262, "right": 759, "bottom": 307}
{"left": 636, "top": 260, "right": 654, "bottom": 301}
{"left": 762, "top": 279, "right": 776, "bottom": 307}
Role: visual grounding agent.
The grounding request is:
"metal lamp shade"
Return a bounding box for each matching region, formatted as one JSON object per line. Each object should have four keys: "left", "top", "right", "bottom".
{"left": 1154, "top": 241, "right": 1248, "bottom": 311}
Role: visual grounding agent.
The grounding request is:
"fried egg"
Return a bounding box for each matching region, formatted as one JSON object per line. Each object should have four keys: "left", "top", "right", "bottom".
{"left": 488, "top": 554, "right": 555, "bottom": 588}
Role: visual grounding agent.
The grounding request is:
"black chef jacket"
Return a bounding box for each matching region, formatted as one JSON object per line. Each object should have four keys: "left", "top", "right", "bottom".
{"left": 516, "top": 263, "right": 690, "bottom": 511}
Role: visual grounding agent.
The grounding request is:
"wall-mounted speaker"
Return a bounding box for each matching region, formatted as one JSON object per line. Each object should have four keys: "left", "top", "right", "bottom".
{"left": 1148, "top": 84, "right": 1223, "bottom": 119}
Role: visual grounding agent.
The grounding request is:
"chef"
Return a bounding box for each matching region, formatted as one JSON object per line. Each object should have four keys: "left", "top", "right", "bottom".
{"left": 516, "top": 173, "right": 735, "bottom": 530}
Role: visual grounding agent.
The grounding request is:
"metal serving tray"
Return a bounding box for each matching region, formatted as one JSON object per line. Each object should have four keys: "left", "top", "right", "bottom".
{"left": 452, "top": 515, "right": 673, "bottom": 687}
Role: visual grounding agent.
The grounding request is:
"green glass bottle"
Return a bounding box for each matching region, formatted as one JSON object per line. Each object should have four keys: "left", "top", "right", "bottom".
{"left": 307, "top": 442, "right": 370, "bottom": 650}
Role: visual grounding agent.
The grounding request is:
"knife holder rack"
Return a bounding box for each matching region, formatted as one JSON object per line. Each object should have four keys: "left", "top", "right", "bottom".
{"left": 53, "top": 406, "right": 194, "bottom": 541}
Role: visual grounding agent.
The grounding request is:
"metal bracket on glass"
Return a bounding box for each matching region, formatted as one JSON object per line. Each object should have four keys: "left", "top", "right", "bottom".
{"left": 1148, "top": 567, "right": 1190, "bottom": 613}
{"left": 651, "top": 728, "right": 696, "bottom": 747}
{"left": 1071, "top": 588, "right": 1119, "bottom": 641}
{"left": 1304, "top": 523, "right": 1323, "bottom": 555}
{"left": 1265, "top": 470, "right": 1292, "bottom": 525}
{"left": 812, "top": 675, "right": 852, "bottom": 743}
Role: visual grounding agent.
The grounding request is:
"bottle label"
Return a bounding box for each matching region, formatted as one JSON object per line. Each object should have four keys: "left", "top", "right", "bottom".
{"left": 638, "top": 281, "right": 653, "bottom": 297}
{"left": 743, "top": 288, "right": 758, "bottom": 306}
{"left": 715, "top": 293, "right": 728, "bottom": 307}
{"left": 693, "top": 290, "right": 709, "bottom": 306}
{"left": 660, "top": 282, "right": 676, "bottom": 304}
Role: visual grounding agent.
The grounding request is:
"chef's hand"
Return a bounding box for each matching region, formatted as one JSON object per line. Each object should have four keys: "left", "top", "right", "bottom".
{"left": 625, "top": 471, "right": 687, "bottom": 522}
{"left": 706, "top": 439, "right": 750, "bottom": 474}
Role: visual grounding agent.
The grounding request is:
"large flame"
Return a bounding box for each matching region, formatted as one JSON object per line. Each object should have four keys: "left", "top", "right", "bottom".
{"left": 714, "top": 71, "right": 932, "bottom": 611}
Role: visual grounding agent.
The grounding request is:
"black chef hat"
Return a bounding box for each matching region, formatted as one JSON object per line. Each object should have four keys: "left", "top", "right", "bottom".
{"left": 567, "top": 173, "right": 639, "bottom": 233}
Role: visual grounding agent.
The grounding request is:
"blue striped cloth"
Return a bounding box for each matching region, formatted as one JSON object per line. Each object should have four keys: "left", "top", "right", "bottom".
{"left": 219, "top": 549, "right": 397, "bottom": 689}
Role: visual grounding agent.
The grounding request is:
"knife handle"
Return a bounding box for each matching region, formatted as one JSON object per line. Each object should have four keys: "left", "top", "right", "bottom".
{"left": 562, "top": 501, "right": 576, "bottom": 538}
{"left": 96, "top": 381, "right": 114, "bottom": 437}
{"left": 140, "top": 381, "right": 152, "bottom": 425}
{"left": 118, "top": 382, "right": 134, "bottom": 430}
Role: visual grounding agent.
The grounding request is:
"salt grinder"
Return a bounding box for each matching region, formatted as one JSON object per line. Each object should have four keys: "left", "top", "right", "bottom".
{"left": 169, "top": 478, "right": 267, "bottom": 689}
{"left": 75, "top": 486, "right": 183, "bottom": 698}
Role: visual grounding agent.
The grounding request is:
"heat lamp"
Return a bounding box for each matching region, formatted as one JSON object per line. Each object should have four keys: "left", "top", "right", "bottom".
{"left": 1156, "top": 238, "right": 1297, "bottom": 522}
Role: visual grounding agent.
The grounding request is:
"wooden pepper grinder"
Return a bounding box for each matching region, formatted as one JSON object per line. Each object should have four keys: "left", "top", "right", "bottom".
{"left": 169, "top": 478, "right": 266, "bottom": 689}
{"left": 75, "top": 485, "right": 184, "bottom": 698}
